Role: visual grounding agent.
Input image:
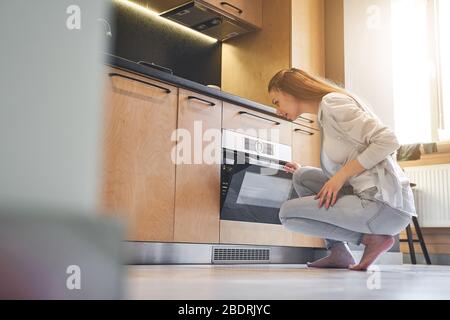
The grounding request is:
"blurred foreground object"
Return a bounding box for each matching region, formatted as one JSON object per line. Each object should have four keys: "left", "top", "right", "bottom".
{"left": 0, "top": 0, "right": 110, "bottom": 208}
{"left": 0, "top": 205, "right": 124, "bottom": 299}
{"left": 0, "top": 1, "right": 123, "bottom": 299}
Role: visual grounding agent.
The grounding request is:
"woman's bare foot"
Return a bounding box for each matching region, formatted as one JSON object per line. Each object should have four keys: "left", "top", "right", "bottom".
{"left": 349, "top": 234, "right": 395, "bottom": 271}
{"left": 307, "top": 243, "right": 356, "bottom": 269}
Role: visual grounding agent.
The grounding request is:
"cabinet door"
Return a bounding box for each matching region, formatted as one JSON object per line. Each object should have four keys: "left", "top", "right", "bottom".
{"left": 201, "top": 0, "right": 262, "bottom": 28}
{"left": 101, "top": 67, "right": 178, "bottom": 241}
{"left": 292, "top": 122, "right": 321, "bottom": 168}
{"left": 291, "top": 122, "right": 325, "bottom": 248}
{"left": 174, "top": 89, "right": 222, "bottom": 243}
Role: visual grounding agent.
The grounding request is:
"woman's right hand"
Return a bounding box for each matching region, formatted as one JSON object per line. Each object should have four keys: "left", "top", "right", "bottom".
{"left": 283, "top": 162, "right": 301, "bottom": 173}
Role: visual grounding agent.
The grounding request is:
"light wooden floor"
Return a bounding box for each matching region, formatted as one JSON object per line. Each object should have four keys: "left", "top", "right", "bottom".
{"left": 125, "top": 264, "right": 450, "bottom": 299}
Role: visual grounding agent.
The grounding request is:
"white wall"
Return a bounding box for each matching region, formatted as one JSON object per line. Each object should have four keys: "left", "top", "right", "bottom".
{"left": 344, "top": 0, "right": 396, "bottom": 130}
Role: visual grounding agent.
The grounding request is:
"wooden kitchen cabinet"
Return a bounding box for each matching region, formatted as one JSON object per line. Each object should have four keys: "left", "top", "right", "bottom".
{"left": 173, "top": 89, "right": 222, "bottom": 243}
{"left": 292, "top": 120, "right": 321, "bottom": 168}
{"left": 101, "top": 67, "right": 178, "bottom": 241}
{"left": 288, "top": 118, "right": 324, "bottom": 248}
{"left": 200, "top": 0, "right": 263, "bottom": 28}
{"left": 222, "top": 102, "right": 292, "bottom": 145}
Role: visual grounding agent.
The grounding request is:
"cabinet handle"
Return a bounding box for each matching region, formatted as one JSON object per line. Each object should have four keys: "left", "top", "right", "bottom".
{"left": 220, "top": 1, "right": 243, "bottom": 14}
{"left": 295, "top": 116, "right": 315, "bottom": 124}
{"left": 295, "top": 123, "right": 320, "bottom": 132}
{"left": 294, "top": 128, "right": 314, "bottom": 136}
{"left": 108, "top": 73, "right": 171, "bottom": 94}
{"left": 187, "top": 96, "right": 216, "bottom": 106}
{"left": 238, "top": 111, "right": 281, "bottom": 125}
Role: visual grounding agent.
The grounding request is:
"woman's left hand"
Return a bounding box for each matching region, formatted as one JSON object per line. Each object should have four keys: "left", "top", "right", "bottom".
{"left": 315, "top": 173, "right": 348, "bottom": 209}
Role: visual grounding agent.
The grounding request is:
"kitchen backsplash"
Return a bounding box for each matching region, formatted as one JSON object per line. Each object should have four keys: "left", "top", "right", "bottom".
{"left": 109, "top": 0, "right": 222, "bottom": 86}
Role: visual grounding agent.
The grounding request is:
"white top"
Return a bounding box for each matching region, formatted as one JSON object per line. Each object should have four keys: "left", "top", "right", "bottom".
{"left": 318, "top": 94, "right": 382, "bottom": 194}
{"left": 317, "top": 92, "right": 417, "bottom": 216}
{"left": 320, "top": 131, "right": 378, "bottom": 194}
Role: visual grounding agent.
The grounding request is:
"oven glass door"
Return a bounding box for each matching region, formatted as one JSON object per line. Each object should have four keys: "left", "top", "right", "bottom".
{"left": 220, "top": 150, "right": 297, "bottom": 225}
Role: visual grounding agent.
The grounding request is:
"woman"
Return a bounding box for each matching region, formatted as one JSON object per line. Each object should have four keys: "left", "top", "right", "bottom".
{"left": 268, "top": 68, "right": 417, "bottom": 271}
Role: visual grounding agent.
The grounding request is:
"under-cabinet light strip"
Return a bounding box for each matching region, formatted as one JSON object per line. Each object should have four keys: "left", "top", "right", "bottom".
{"left": 114, "top": 0, "right": 219, "bottom": 43}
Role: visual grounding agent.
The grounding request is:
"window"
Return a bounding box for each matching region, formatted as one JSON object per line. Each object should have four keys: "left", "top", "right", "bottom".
{"left": 391, "top": 0, "right": 450, "bottom": 144}
{"left": 436, "top": 0, "right": 450, "bottom": 140}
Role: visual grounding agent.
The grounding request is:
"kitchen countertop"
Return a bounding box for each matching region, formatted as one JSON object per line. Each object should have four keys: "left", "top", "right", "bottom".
{"left": 105, "top": 53, "right": 316, "bottom": 126}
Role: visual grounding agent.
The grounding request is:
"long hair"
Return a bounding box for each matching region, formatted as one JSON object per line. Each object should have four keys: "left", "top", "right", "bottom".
{"left": 268, "top": 68, "right": 380, "bottom": 120}
{"left": 268, "top": 68, "right": 350, "bottom": 101}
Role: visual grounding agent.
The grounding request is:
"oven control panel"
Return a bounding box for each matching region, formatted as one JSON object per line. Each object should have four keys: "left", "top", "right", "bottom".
{"left": 244, "top": 138, "right": 274, "bottom": 156}
{"left": 222, "top": 130, "right": 291, "bottom": 162}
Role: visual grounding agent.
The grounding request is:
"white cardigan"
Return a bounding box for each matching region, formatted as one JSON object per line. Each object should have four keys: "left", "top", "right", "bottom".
{"left": 320, "top": 119, "right": 378, "bottom": 194}
{"left": 317, "top": 92, "right": 417, "bottom": 217}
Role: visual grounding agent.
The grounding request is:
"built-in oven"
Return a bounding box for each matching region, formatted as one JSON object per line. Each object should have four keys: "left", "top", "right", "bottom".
{"left": 220, "top": 130, "right": 297, "bottom": 225}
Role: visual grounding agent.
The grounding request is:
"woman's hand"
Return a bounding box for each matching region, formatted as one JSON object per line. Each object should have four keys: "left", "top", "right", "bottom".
{"left": 283, "top": 162, "right": 301, "bottom": 173}
{"left": 315, "top": 172, "right": 348, "bottom": 209}
{"left": 314, "top": 159, "right": 364, "bottom": 209}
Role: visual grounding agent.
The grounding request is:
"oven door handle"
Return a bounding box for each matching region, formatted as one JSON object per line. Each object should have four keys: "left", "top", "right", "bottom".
{"left": 247, "top": 157, "right": 286, "bottom": 171}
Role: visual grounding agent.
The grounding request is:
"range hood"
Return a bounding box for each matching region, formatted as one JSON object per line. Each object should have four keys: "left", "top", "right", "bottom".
{"left": 160, "top": 1, "right": 259, "bottom": 41}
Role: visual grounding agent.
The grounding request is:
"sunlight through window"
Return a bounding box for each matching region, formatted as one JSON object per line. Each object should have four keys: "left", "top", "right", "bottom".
{"left": 437, "top": 0, "right": 450, "bottom": 140}
{"left": 391, "top": 0, "right": 432, "bottom": 144}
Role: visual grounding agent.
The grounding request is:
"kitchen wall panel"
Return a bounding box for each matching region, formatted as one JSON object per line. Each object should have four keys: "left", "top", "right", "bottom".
{"left": 325, "top": 0, "right": 345, "bottom": 86}
{"left": 291, "top": 0, "right": 326, "bottom": 77}
{"left": 221, "top": 0, "right": 292, "bottom": 106}
{"left": 221, "top": 0, "right": 326, "bottom": 107}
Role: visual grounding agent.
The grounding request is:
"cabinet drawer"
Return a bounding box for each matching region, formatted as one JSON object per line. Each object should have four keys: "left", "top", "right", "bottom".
{"left": 222, "top": 102, "right": 292, "bottom": 145}
{"left": 201, "top": 0, "right": 262, "bottom": 28}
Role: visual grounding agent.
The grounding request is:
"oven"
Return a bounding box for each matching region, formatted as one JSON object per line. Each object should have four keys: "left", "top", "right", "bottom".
{"left": 220, "top": 130, "right": 297, "bottom": 225}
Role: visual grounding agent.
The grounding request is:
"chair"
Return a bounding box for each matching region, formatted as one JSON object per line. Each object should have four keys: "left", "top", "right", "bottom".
{"left": 400, "top": 182, "right": 432, "bottom": 265}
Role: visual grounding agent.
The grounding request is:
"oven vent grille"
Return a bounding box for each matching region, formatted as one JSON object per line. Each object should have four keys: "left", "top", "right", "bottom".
{"left": 212, "top": 247, "right": 270, "bottom": 264}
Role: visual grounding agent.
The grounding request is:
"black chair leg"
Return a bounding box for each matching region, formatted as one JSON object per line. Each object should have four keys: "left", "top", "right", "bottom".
{"left": 406, "top": 224, "right": 417, "bottom": 264}
{"left": 412, "top": 217, "right": 432, "bottom": 265}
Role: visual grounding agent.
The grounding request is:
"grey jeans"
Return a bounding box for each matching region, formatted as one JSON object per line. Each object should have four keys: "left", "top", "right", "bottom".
{"left": 279, "top": 166, "right": 412, "bottom": 249}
